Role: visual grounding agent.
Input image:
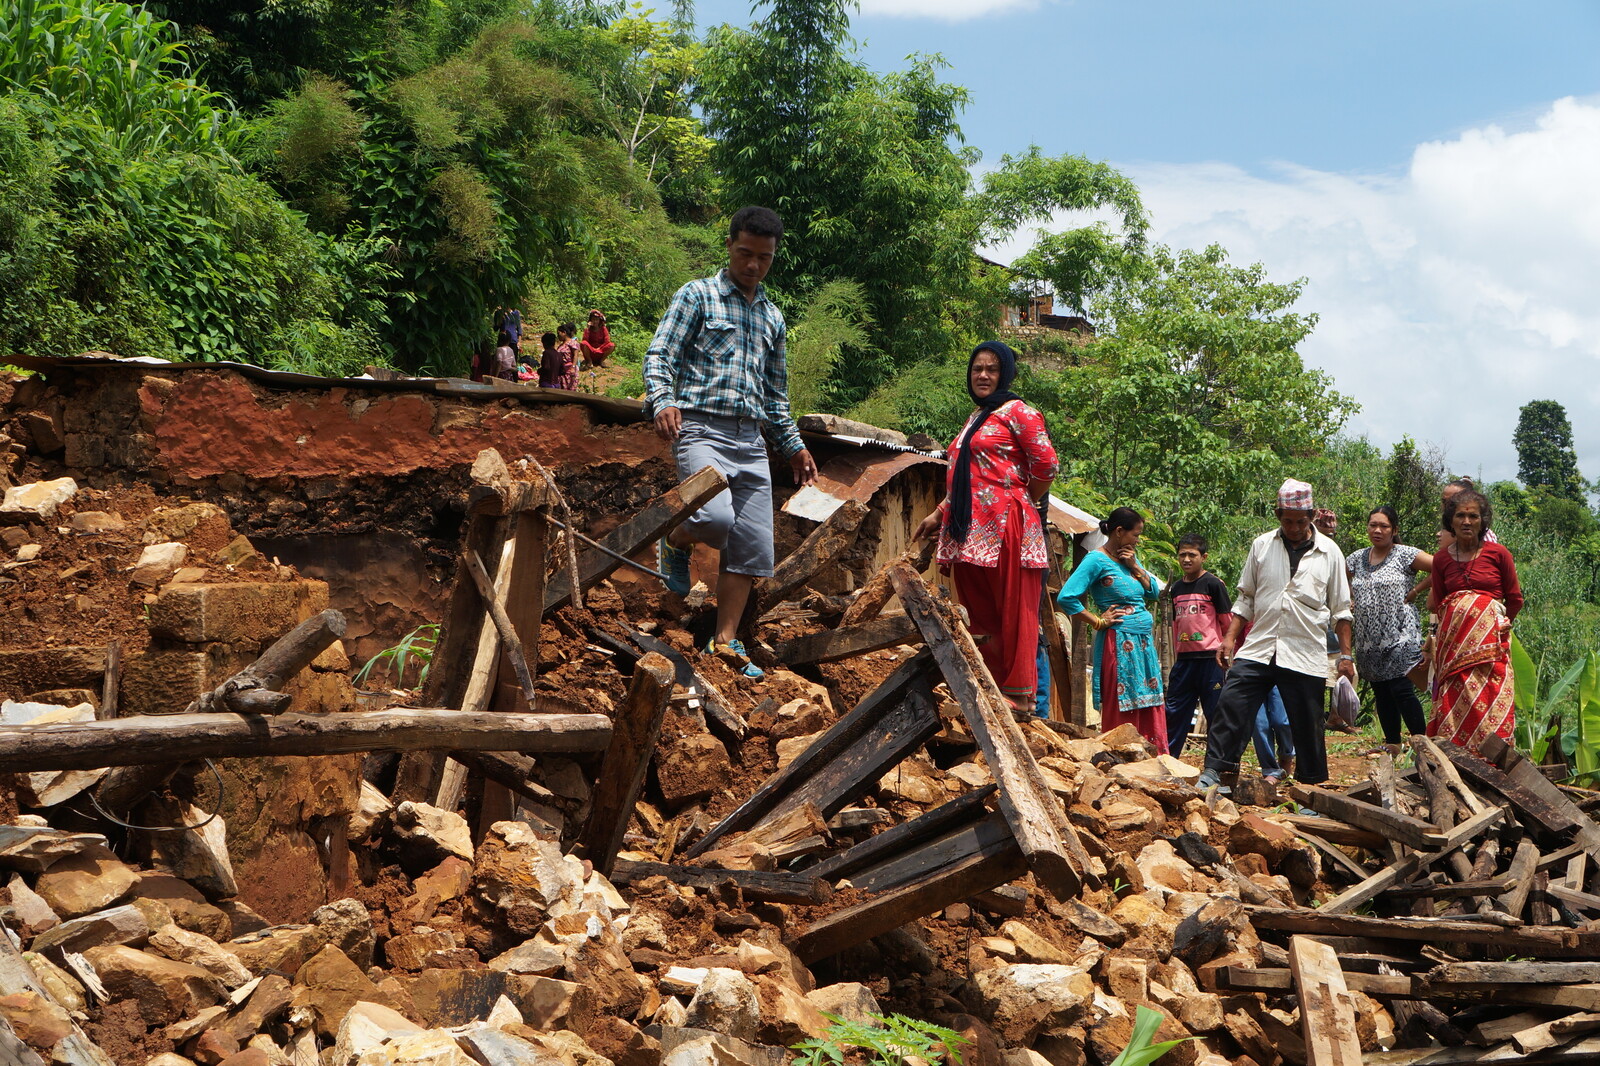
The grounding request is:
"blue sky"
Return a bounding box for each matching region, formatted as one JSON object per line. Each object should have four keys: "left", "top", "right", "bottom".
{"left": 689, "top": 0, "right": 1600, "bottom": 484}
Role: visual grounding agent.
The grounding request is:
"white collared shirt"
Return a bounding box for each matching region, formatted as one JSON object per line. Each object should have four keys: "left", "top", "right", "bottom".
{"left": 1233, "top": 528, "right": 1353, "bottom": 679}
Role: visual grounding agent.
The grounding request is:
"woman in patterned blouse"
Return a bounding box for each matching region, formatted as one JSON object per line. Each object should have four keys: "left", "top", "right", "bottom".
{"left": 914, "top": 341, "right": 1059, "bottom": 713}
{"left": 1346, "top": 505, "right": 1432, "bottom": 754}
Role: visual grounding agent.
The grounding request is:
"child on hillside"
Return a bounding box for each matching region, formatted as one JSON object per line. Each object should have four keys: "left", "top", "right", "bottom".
{"left": 537, "top": 331, "right": 566, "bottom": 389}
{"left": 1164, "top": 533, "right": 1232, "bottom": 755}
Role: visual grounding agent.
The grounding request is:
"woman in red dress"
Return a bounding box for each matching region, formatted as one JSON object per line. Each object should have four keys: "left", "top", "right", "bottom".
{"left": 1429, "top": 488, "right": 1523, "bottom": 751}
{"left": 580, "top": 309, "right": 615, "bottom": 368}
{"left": 914, "top": 341, "right": 1058, "bottom": 711}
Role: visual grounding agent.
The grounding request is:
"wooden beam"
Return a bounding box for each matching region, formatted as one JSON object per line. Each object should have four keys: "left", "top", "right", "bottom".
{"left": 436, "top": 534, "right": 515, "bottom": 812}
{"left": 1247, "top": 907, "right": 1600, "bottom": 957}
{"left": 1289, "top": 936, "right": 1364, "bottom": 1065}
{"left": 1318, "top": 804, "right": 1506, "bottom": 913}
{"left": 1430, "top": 962, "right": 1600, "bottom": 985}
{"left": 544, "top": 465, "right": 728, "bottom": 612}
{"left": 575, "top": 652, "right": 675, "bottom": 876}
{"left": 445, "top": 750, "right": 563, "bottom": 808}
{"left": 1513, "top": 1013, "right": 1600, "bottom": 1056}
{"left": 812, "top": 786, "right": 997, "bottom": 884}
{"left": 770, "top": 614, "right": 920, "bottom": 666}
{"left": 0, "top": 709, "right": 613, "bottom": 771}
{"left": 685, "top": 652, "right": 941, "bottom": 859}
{"left": 1208, "top": 966, "right": 1414, "bottom": 998}
{"left": 845, "top": 808, "right": 1015, "bottom": 895}
{"left": 608, "top": 859, "right": 831, "bottom": 905}
{"left": 891, "top": 562, "right": 1089, "bottom": 899}
{"left": 1279, "top": 814, "right": 1391, "bottom": 851}
{"left": 839, "top": 541, "right": 935, "bottom": 628}
{"left": 1363, "top": 1034, "right": 1600, "bottom": 1063}
{"left": 627, "top": 630, "right": 747, "bottom": 743}
{"left": 1444, "top": 744, "right": 1581, "bottom": 838}
{"left": 789, "top": 825, "right": 1027, "bottom": 963}
{"left": 755, "top": 498, "right": 869, "bottom": 615}
{"left": 1288, "top": 784, "right": 1450, "bottom": 850}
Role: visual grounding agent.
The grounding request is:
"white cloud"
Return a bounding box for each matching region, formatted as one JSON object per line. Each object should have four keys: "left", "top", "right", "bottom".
{"left": 860, "top": 0, "right": 1041, "bottom": 22}
{"left": 991, "top": 96, "right": 1600, "bottom": 484}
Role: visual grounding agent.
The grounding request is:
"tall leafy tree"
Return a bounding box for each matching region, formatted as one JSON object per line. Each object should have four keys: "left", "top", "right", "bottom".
{"left": 1514, "top": 399, "right": 1586, "bottom": 503}
{"left": 1383, "top": 436, "right": 1447, "bottom": 545}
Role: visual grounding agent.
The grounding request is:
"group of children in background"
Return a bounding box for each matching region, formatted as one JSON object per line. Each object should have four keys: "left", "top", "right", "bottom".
{"left": 474, "top": 308, "right": 615, "bottom": 389}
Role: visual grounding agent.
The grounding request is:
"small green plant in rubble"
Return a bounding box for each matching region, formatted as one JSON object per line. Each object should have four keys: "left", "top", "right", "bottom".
{"left": 792, "top": 1012, "right": 968, "bottom": 1066}
{"left": 353, "top": 624, "right": 439, "bottom": 691}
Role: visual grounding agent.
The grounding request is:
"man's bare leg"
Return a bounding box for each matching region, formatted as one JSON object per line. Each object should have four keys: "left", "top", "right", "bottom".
{"left": 715, "top": 572, "right": 754, "bottom": 645}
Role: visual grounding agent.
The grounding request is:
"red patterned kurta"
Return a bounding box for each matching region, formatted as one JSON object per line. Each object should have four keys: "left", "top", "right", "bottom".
{"left": 936, "top": 400, "right": 1059, "bottom": 569}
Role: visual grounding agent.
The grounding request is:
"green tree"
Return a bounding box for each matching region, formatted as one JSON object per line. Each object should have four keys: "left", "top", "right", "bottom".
{"left": 1040, "top": 244, "right": 1356, "bottom": 534}
{"left": 1383, "top": 436, "right": 1447, "bottom": 547}
{"left": 1514, "top": 399, "right": 1586, "bottom": 503}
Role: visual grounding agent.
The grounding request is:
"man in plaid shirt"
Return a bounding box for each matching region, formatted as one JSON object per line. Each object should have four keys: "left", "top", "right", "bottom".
{"left": 646, "top": 206, "right": 817, "bottom": 679}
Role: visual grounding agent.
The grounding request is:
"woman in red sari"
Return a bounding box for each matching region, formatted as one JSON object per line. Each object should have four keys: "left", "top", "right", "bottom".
{"left": 914, "top": 341, "right": 1058, "bottom": 712}
{"left": 1429, "top": 488, "right": 1523, "bottom": 751}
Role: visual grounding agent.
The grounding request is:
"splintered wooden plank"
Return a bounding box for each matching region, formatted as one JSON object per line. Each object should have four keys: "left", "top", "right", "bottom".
{"left": 1288, "top": 784, "right": 1449, "bottom": 850}
{"left": 544, "top": 465, "right": 728, "bottom": 612}
{"left": 788, "top": 816, "right": 1027, "bottom": 963}
{"left": 846, "top": 808, "right": 1017, "bottom": 894}
{"left": 1363, "top": 1034, "right": 1600, "bottom": 1063}
{"left": 1431, "top": 961, "right": 1600, "bottom": 985}
{"left": 0, "top": 709, "right": 614, "bottom": 771}
{"left": 771, "top": 614, "right": 921, "bottom": 666}
{"left": 624, "top": 630, "right": 747, "bottom": 742}
{"left": 1289, "top": 935, "right": 1370, "bottom": 1065}
{"left": 755, "top": 498, "right": 869, "bottom": 614}
{"left": 812, "top": 786, "right": 997, "bottom": 884}
{"left": 1280, "top": 814, "right": 1390, "bottom": 851}
{"left": 891, "top": 562, "right": 1088, "bottom": 899}
{"left": 608, "top": 859, "right": 831, "bottom": 905}
{"left": 1248, "top": 907, "right": 1600, "bottom": 957}
{"left": 1209, "top": 966, "right": 1414, "bottom": 998}
{"left": 1514, "top": 1013, "right": 1600, "bottom": 1056}
{"left": 684, "top": 651, "right": 941, "bottom": 860}
{"left": 574, "top": 652, "right": 676, "bottom": 875}
{"left": 1479, "top": 734, "right": 1600, "bottom": 859}
{"left": 1318, "top": 805, "right": 1507, "bottom": 913}
{"left": 1443, "top": 743, "right": 1581, "bottom": 837}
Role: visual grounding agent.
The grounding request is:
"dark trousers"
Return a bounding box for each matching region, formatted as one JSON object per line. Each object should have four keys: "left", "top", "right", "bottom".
{"left": 1165, "top": 657, "right": 1225, "bottom": 756}
{"left": 1371, "top": 673, "right": 1427, "bottom": 744}
{"left": 1204, "top": 658, "right": 1329, "bottom": 784}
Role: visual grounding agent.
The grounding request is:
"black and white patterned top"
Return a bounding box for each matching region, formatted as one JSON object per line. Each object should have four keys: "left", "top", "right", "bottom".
{"left": 1347, "top": 544, "right": 1423, "bottom": 682}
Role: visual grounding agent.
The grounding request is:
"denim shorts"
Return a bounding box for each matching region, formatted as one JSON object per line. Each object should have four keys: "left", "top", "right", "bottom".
{"left": 674, "top": 410, "right": 775, "bottom": 577}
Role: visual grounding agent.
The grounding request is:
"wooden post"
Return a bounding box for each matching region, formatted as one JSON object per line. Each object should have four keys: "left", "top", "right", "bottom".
{"left": 1289, "top": 935, "right": 1367, "bottom": 1065}
{"left": 771, "top": 614, "right": 920, "bottom": 666}
{"left": 575, "top": 652, "right": 675, "bottom": 876}
{"left": 753, "top": 499, "right": 870, "bottom": 616}
{"left": 890, "top": 562, "right": 1090, "bottom": 898}
{"left": 185, "top": 609, "right": 347, "bottom": 715}
{"left": 464, "top": 549, "right": 538, "bottom": 709}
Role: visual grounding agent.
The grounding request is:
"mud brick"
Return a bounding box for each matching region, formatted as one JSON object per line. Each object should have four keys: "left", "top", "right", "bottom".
{"left": 63, "top": 433, "right": 107, "bottom": 470}
{"left": 122, "top": 648, "right": 254, "bottom": 716}
{"left": 149, "top": 581, "right": 329, "bottom": 645}
{"left": 0, "top": 646, "right": 107, "bottom": 695}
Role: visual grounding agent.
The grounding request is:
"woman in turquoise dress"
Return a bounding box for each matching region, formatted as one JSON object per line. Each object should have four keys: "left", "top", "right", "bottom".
{"left": 1057, "top": 507, "right": 1166, "bottom": 747}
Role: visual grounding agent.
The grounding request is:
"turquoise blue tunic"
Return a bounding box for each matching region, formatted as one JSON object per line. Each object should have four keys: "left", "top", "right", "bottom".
{"left": 1058, "top": 550, "right": 1165, "bottom": 714}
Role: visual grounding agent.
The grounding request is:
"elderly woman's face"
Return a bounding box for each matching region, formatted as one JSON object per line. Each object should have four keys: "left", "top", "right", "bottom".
{"left": 970, "top": 351, "right": 1002, "bottom": 399}
{"left": 1453, "top": 501, "right": 1484, "bottom": 542}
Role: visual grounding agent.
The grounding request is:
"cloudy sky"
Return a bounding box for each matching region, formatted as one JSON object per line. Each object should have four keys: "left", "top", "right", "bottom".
{"left": 693, "top": 0, "right": 1600, "bottom": 484}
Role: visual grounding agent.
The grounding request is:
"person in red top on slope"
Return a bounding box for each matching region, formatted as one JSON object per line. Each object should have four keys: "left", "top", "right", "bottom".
{"left": 580, "top": 309, "right": 615, "bottom": 369}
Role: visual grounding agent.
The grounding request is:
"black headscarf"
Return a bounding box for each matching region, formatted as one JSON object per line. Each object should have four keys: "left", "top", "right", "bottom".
{"left": 946, "top": 340, "right": 1024, "bottom": 545}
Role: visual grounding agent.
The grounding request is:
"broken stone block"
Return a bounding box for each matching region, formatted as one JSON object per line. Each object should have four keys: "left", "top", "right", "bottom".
{"left": 580, "top": 1017, "right": 660, "bottom": 1066}
{"left": 131, "top": 542, "right": 189, "bottom": 587}
{"left": 505, "top": 974, "right": 596, "bottom": 1032}
{"left": 6, "top": 874, "right": 59, "bottom": 936}
{"left": 217, "top": 975, "right": 294, "bottom": 1046}
{"left": 68, "top": 510, "right": 125, "bottom": 534}
{"left": 384, "top": 929, "right": 456, "bottom": 972}
{"left": 1135, "top": 839, "right": 1200, "bottom": 895}
{"left": 999, "top": 921, "right": 1072, "bottom": 966}
{"left": 146, "top": 503, "right": 227, "bottom": 543}
{"left": 656, "top": 733, "right": 733, "bottom": 807}
{"left": 30, "top": 903, "right": 149, "bottom": 954}
{"left": 149, "top": 925, "right": 254, "bottom": 989}
{"left": 149, "top": 581, "right": 327, "bottom": 645}
{"left": 1090, "top": 1007, "right": 1197, "bottom": 1066}
{"left": 875, "top": 752, "right": 945, "bottom": 806}
{"left": 32, "top": 843, "right": 138, "bottom": 918}
{"left": 191, "top": 1027, "right": 242, "bottom": 1065}
{"left": 21, "top": 952, "right": 86, "bottom": 1013}
{"left": 805, "top": 983, "right": 880, "bottom": 1028}
{"left": 752, "top": 974, "right": 828, "bottom": 1045}
{"left": 224, "top": 924, "right": 326, "bottom": 976}
{"left": 471, "top": 823, "right": 584, "bottom": 934}
{"left": 147, "top": 799, "right": 238, "bottom": 900}
{"left": 137, "top": 873, "right": 234, "bottom": 941}
{"left": 397, "top": 969, "right": 514, "bottom": 1029}
{"left": 83, "top": 945, "right": 227, "bottom": 1027}
{"left": 1, "top": 478, "right": 77, "bottom": 520}
{"left": 684, "top": 968, "right": 761, "bottom": 1043}
{"left": 1172, "top": 897, "right": 1249, "bottom": 970}
{"left": 656, "top": 1027, "right": 787, "bottom": 1066}
{"left": 333, "top": 1002, "right": 423, "bottom": 1066}
{"left": 313, "top": 899, "right": 376, "bottom": 971}
{"left": 292, "top": 945, "right": 388, "bottom": 1039}
{"left": 453, "top": 1027, "right": 552, "bottom": 1066}
{"left": 391, "top": 802, "right": 473, "bottom": 870}
{"left": 0, "top": 990, "right": 74, "bottom": 1051}
{"left": 355, "top": 1028, "right": 473, "bottom": 1066}
{"left": 350, "top": 782, "right": 394, "bottom": 842}
{"left": 216, "top": 1049, "right": 271, "bottom": 1066}
{"left": 962, "top": 964, "right": 1092, "bottom": 1046}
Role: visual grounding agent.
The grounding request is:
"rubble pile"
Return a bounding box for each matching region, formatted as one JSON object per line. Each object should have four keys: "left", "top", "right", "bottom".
{"left": 7, "top": 422, "right": 1600, "bottom": 1066}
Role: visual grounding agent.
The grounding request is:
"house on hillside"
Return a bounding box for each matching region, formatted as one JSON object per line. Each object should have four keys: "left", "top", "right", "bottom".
{"left": 975, "top": 255, "right": 1096, "bottom": 339}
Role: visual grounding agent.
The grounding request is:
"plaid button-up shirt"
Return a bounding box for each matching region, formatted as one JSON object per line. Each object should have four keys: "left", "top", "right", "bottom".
{"left": 644, "top": 270, "right": 805, "bottom": 457}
